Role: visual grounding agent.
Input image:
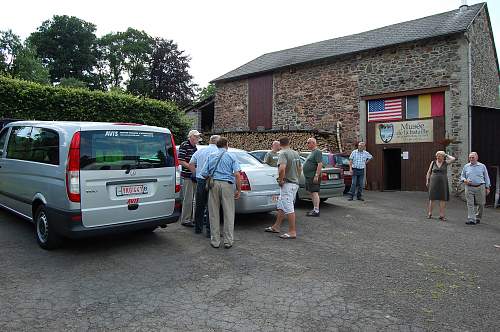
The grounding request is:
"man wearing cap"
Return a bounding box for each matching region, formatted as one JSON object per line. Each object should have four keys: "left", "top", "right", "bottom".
{"left": 460, "top": 152, "right": 491, "bottom": 225}
{"left": 179, "top": 130, "right": 202, "bottom": 227}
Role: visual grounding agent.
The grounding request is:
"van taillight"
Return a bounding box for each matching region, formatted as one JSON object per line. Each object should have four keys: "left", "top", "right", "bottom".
{"left": 170, "top": 134, "right": 181, "bottom": 193}
{"left": 240, "top": 171, "right": 251, "bottom": 191}
{"left": 66, "top": 132, "right": 81, "bottom": 202}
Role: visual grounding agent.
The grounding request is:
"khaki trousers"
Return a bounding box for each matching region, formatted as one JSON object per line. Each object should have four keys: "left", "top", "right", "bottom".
{"left": 465, "top": 184, "right": 486, "bottom": 221}
{"left": 208, "top": 180, "right": 235, "bottom": 247}
{"left": 180, "top": 179, "right": 197, "bottom": 223}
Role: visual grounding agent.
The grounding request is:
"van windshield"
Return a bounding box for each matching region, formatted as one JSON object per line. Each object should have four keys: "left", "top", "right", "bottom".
{"left": 80, "top": 130, "right": 174, "bottom": 170}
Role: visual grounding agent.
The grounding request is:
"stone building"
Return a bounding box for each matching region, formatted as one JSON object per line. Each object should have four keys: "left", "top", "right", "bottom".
{"left": 211, "top": 3, "right": 499, "bottom": 192}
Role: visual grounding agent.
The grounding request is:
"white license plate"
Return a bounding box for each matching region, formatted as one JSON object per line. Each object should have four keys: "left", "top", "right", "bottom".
{"left": 271, "top": 195, "right": 279, "bottom": 202}
{"left": 328, "top": 173, "right": 340, "bottom": 180}
{"left": 343, "top": 171, "right": 352, "bottom": 175}
{"left": 116, "top": 184, "right": 148, "bottom": 196}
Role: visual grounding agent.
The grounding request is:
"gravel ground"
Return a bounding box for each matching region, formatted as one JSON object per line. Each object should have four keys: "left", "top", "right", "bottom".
{"left": 0, "top": 191, "right": 499, "bottom": 331}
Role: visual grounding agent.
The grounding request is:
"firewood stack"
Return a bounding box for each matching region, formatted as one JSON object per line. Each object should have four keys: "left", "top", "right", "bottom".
{"left": 200, "top": 131, "right": 339, "bottom": 152}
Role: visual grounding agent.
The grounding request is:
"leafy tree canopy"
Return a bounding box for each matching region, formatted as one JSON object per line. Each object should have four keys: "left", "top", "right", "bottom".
{"left": 28, "top": 15, "right": 98, "bottom": 83}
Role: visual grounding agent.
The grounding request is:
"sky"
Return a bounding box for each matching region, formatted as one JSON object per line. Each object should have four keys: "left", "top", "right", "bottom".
{"left": 1, "top": 0, "right": 498, "bottom": 89}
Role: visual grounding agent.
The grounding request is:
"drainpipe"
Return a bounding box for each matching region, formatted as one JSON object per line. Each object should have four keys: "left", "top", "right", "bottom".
{"left": 336, "top": 120, "right": 343, "bottom": 153}
{"left": 467, "top": 35, "right": 472, "bottom": 154}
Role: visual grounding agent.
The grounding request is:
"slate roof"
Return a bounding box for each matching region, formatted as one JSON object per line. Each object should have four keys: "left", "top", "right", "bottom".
{"left": 212, "top": 3, "right": 485, "bottom": 83}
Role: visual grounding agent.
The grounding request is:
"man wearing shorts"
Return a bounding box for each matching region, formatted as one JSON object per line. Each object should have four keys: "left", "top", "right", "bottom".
{"left": 264, "top": 137, "right": 302, "bottom": 239}
{"left": 302, "top": 137, "right": 323, "bottom": 217}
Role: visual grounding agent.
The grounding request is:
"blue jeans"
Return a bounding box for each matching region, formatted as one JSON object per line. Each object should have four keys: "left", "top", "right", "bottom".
{"left": 194, "top": 178, "right": 210, "bottom": 235}
{"left": 349, "top": 168, "right": 365, "bottom": 198}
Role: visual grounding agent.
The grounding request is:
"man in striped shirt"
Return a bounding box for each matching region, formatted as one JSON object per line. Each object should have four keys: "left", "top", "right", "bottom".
{"left": 179, "top": 130, "right": 202, "bottom": 227}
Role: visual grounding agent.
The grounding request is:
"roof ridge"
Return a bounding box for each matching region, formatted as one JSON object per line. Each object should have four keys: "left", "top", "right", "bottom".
{"left": 213, "top": 3, "right": 485, "bottom": 83}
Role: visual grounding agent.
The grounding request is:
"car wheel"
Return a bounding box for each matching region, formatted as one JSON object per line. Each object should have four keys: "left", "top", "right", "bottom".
{"left": 320, "top": 198, "right": 328, "bottom": 203}
{"left": 35, "top": 205, "right": 62, "bottom": 250}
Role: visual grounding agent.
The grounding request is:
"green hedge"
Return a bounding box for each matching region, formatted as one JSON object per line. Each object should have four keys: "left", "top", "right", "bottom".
{"left": 0, "top": 76, "right": 192, "bottom": 139}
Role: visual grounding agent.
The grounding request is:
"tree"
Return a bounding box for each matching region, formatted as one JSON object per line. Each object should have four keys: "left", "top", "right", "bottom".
{"left": 0, "top": 30, "right": 22, "bottom": 75}
{"left": 1, "top": 30, "right": 49, "bottom": 84}
{"left": 11, "top": 46, "right": 50, "bottom": 84}
{"left": 28, "top": 15, "right": 98, "bottom": 84}
{"left": 196, "top": 83, "right": 215, "bottom": 102}
{"left": 149, "top": 38, "right": 196, "bottom": 106}
{"left": 59, "top": 77, "right": 87, "bottom": 89}
{"left": 97, "top": 28, "right": 154, "bottom": 92}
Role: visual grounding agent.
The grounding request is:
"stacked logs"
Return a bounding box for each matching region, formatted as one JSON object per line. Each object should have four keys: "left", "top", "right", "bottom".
{"left": 201, "top": 131, "right": 340, "bottom": 152}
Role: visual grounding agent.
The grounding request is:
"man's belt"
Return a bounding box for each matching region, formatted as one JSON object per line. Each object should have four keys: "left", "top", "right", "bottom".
{"left": 467, "top": 183, "right": 484, "bottom": 187}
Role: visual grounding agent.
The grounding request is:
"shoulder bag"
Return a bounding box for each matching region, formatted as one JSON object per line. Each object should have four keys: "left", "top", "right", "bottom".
{"left": 205, "top": 151, "right": 226, "bottom": 191}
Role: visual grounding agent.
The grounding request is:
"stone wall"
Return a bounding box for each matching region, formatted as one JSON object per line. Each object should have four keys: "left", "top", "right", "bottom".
{"left": 468, "top": 7, "right": 500, "bottom": 108}
{"left": 214, "top": 80, "right": 248, "bottom": 131}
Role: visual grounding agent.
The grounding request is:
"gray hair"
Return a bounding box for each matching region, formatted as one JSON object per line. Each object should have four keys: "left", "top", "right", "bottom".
{"left": 209, "top": 135, "right": 221, "bottom": 144}
{"left": 435, "top": 150, "right": 446, "bottom": 157}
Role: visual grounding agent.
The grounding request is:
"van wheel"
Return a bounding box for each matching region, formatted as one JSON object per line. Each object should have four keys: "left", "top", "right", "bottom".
{"left": 35, "top": 205, "right": 62, "bottom": 250}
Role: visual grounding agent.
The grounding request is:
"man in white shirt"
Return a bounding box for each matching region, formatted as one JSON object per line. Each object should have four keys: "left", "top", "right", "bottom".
{"left": 348, "top": 142, "right": 373, "bottom": 201}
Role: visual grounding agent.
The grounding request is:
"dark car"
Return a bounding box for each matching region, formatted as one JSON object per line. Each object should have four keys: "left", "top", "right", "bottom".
{"left": 330, "top": 153, "right": 352, "bottom": 193}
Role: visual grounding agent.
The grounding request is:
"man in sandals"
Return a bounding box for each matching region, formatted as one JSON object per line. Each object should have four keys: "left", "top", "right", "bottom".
{"left": 264, "top": 137, "right": 302, "bottom": 239}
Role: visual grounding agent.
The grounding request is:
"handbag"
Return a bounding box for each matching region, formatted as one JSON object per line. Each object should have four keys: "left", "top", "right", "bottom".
{"left": 205, "top": 151, "right": 226, "bottom": 191}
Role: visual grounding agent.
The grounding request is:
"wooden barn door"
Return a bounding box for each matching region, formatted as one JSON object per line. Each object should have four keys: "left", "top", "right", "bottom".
{"left": 248, "top": 74, "right": 273, "bottom": 130}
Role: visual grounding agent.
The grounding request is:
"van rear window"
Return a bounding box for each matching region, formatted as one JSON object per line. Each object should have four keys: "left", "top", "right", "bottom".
{"left": 80, "top": 130, "right": 174, "bottom": 170}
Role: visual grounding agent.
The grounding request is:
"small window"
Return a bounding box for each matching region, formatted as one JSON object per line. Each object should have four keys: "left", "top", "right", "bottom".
{"left": 30, "top": 127, "right": 59, "bottom": 165}
{"left": 6, "top": 126, "right": 32, "bottom": 161}
{"left": 0, "top": 128, "right": 9, "bottom": 155}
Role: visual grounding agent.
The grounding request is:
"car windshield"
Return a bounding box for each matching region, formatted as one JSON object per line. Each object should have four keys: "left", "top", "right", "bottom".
{"left": 299, "top": 152, "right": 333, "bottom": 167}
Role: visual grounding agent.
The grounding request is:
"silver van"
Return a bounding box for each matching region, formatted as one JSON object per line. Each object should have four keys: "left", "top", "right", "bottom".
{"left": 0, "top": 121, "right": 181, "bottom": 249}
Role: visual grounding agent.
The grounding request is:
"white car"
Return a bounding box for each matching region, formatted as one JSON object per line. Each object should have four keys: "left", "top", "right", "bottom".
{"left": 178, "top": 146, "right": 280, "bottom": 214}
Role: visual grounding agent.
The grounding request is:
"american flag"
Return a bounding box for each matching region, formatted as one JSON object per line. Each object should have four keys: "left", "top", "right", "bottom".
{"left": 368, "top": 98, "right": 403, "bottom": 122}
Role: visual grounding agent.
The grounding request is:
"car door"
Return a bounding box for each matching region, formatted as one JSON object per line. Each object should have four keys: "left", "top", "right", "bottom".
{"left": 0, "top": 127, "right": 11, "bottom": 206}
{"left": 79, "top": 129, "right": 176, "bottom": 227}
{"left": 1, "top": 126, "right": 34, "bottom": 217}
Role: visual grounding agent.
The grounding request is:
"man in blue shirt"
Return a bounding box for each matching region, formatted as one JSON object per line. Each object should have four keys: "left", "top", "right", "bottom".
{"left": 348, "top": 142, "right": 373, "bottom": 201}
{"left": 189, "top": 135, "right": 220, "bottom": 236}
{"left": 460, "top": 152, "right": 491, "bottom": 225}
{"left": 200, "top": 137, "right": 241, "bottom": 249}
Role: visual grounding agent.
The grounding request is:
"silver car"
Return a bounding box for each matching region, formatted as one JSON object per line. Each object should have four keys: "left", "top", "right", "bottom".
{"left": 179, "top": 146, "right": 280, "bottom": 214}
{"left": 0, "top": 121, "right": 181, "bottom": 249}
{"left": 250, "top": 150, "right": 345, "bottom": 202}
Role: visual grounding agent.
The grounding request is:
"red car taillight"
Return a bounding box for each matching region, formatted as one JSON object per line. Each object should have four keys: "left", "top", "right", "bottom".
{"left": 321, "top": 172, "right": 328, "bottom": 182}
{"left": 170, "top": 134, "right": 181, "bottom": 193}
{"left": 66, "top": 131, "right": 81, "bottom": 203}
{"left": 240, "top": 171, "right": 251, "bottom": 191}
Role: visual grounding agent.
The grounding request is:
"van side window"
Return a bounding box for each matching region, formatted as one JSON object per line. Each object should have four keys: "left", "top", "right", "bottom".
{"left": 6, "top": 126, "right": 32, "bottom": 161}
{"left": 30, "top": 127, "right": 59, "bottom": 165}
{"left": 0, "top": 128, "right": 8, "bottom": 155}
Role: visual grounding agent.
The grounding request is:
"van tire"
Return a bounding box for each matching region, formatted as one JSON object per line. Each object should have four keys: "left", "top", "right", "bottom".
{"left": 34, "top": 205, "right": 62, "bottom": 250}
{"left": 320, "top": 198, "right": 328, "bottom": 203}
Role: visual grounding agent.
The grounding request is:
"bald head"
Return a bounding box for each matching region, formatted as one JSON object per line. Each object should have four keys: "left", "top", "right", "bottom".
{"left": 306, "top": 137, "right": 317, "bottom": 150}
{"left": 469, "top": 152, "right": 478, "bottom": 164}
{"left": 209, "top": 135, "right": 221, "bottom": 144}
{"left": 271, "top": 140, "right": 280, "bottom": 152}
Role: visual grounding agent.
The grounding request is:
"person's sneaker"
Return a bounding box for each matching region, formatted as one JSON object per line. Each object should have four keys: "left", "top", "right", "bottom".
{"left": 181, "top": 221, "right": 195, "bottom": 227}
{"left": 210, "top": 243, "right": 219, "bottom": 248}
{"left": 475, "top": 219, "right": 481, "bottom": 224}
{"left": 306, "top": 210, "right": 320, "bottom": 217}
{"left": 347, "top": 197, "right": 354, "bottom": 201}
{"left": 224, "top": 243, "right": 232, "bottom": 249}
{"left": 357, "top": 197, "right": 364, "bottom": 201}
{"left": 465, "top": 220, "right": 476, "bottom": 225}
